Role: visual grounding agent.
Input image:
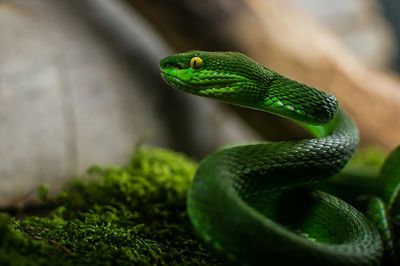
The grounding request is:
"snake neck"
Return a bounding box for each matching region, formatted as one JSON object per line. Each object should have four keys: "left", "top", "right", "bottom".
{"left": 200, "top": 109, "right": 359, "bottom": 199}
{"left": 254, "top": 73, "right": 338, "bottom": 125}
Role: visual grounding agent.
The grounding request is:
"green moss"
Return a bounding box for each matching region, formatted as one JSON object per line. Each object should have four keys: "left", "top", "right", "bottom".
{"left": 0, "top": 146, "right": 221, "bottom": 266}
{"left": 346, "top": 146, "right": 387, "bottom": 170}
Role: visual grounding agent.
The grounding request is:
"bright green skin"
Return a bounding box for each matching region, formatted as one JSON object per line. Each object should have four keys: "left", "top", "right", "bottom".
{"left": 159, "top": 51, "right": 384, "bottom": 265}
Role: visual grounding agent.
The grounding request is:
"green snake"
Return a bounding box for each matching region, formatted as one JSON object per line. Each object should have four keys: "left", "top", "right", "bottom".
{"left": 159, "top": 51, "right": 399, "bottom": 266}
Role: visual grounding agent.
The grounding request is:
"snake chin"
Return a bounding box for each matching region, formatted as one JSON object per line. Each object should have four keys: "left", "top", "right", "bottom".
{"left": 161, "top": 72, "right": 237, "bottom": 97}
{"left": 160, "top": 72, "right": 194, "bottom": 93}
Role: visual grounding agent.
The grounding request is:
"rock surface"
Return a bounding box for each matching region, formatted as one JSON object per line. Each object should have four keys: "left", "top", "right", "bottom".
{"left": 0, "top": 0, "right": 258, "bottom": 208}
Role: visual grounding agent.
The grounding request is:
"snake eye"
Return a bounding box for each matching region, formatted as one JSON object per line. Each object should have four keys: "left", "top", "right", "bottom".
{"left": 190, "top": 56, "right": 203, "bottom": 69}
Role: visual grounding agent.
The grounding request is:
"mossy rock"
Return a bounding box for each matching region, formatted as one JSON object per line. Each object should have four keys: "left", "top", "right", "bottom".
{"left": 0, "top": 147, "right": 221, "bottom": 266}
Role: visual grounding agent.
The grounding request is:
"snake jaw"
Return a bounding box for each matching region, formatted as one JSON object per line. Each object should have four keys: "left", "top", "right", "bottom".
{"left": 161, "top": 64, "right": 248, "bottom": 98}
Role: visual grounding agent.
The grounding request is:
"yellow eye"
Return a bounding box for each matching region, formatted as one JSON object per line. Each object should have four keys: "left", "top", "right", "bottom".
{"left": 190, "top": 56, "right": 203, "bottom": 69}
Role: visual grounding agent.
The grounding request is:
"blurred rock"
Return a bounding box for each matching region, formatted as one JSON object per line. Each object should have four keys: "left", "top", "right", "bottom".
{"left": 293, "top": 0, "right": 397, "bottom": 69}
{"left": 0, "top": 0, "right": 259, "bottom": 208}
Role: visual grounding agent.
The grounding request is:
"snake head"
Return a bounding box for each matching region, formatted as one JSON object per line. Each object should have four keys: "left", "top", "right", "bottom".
{"left": 160, "top": 51, "right": 267, "bottom": 102}
{"left": 160, "top": 51, "right": 338, "bottom": 125}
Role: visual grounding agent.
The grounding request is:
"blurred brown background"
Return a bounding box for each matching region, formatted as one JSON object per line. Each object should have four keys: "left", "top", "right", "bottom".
{"left": 1, "top": 0, "right": 399, "bottom": 208}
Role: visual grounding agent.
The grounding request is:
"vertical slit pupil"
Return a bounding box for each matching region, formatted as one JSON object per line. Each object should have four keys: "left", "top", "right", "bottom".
{"left": 191, "top": 57, "right": 201, "bottom": 69}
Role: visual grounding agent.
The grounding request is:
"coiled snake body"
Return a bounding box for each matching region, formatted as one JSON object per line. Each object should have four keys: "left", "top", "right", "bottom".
{"left": 160, "top": 51, "right": 386, "bottom": 265}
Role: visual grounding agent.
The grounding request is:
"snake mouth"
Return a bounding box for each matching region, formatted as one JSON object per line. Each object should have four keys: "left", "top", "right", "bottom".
{"left": 160, "top": 71, "right": 190, "bottom": 89}
{"left": 161, "top": 71, "right": 238, "bottom": 96}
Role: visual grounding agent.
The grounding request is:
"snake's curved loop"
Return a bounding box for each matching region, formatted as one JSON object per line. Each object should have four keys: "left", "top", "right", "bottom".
{"left": 160, "top": 51, "right": 383, "bottom": 266}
